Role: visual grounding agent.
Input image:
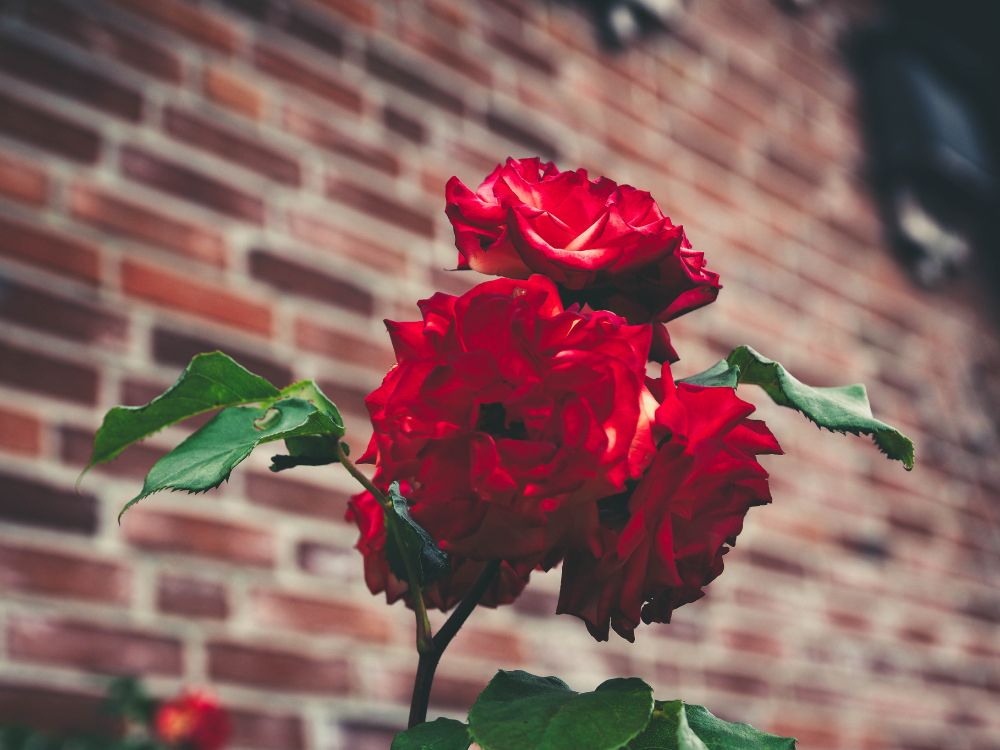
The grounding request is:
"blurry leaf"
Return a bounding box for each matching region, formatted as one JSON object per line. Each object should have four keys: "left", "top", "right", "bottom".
{"left": 467, "top": 670, "right": 653, "bottom": 750}
{"left": 679, "top": 345, "right": 914, "bottom": 470}
{"left": 684, "top": 705, "right": 795, "bottom": 750}
{"left": 391, "top": 718, "right": 472, "bottom": 750}
{"left": 625, "top": 701, "right": 707, "bottom": 750}
{"left": 85, "top": 352, "right": 279, "bottom": 476}
{"left": 103, "top": 676, "right": 155, "bottom": 724}
{"left": 384, "top": 482, "right": 449, "bottom": 586}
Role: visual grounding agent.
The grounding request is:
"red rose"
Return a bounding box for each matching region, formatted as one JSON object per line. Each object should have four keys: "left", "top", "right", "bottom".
{"left": 155, "top": 691, "right": 229, "bottom": 750}
{"left": 361, "top": 274, "right": 657, "bottom": 565}
{"left": 556, "top": 373, "right": 782, "bottom": 641}
{"left": 347, "top": 487, "right": 532, "bottom": 611}
{"left": 445, "top": 157, "right": 720, "bottom": 362}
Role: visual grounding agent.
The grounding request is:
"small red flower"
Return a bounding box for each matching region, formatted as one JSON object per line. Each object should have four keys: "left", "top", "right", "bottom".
{"left": 556, "top": 373, "right": 782, "bottom": 641}
{"left": 445, "top": 157, "right": 720, "bottom": 361}
{"left": 155, "top": 691, "right": 230, "bottom": 750}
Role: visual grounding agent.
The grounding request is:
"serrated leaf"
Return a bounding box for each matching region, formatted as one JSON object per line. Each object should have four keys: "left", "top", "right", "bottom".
{"left": 684, "top": 705, "right": 795, "bottom": 750}
{"left": 467, "top": 670, "right": 654, "bottom": 750}
{"left": 118, "top": 398, "right": 337, "bottom": 520}
{"left": 679, "top": 345, "right": 914, "bottom": 470}
{"left": 85, "top": 352, "right": 279, "bottom": 473}
{"left": 384, "top": 482, "right": 450, "bottom": 586}
{"left": 391, "top": 718, "right": 472, "bottom": 750}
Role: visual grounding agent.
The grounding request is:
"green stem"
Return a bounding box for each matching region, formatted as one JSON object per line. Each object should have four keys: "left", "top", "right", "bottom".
{"left": 407, "top": 559, "right": 501, "bottom": 728}
{"left": 335, "top": 441, "right": 433, "bottom": 653}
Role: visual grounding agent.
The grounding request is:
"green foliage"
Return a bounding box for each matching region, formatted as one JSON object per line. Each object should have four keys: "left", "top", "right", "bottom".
{"left": 624, "top": 701, "right": 707, "bottom": 750}
{"left": 679, "top": 345, "right": 914, "bottom": 470}
{"left": 467, "top": 671, "right": 654, "bottom": 750}
{"left": 85, "top": 352, "right": 280, "bottom": 472}
{"left": 683, "top": 705, "right": 795, "bottom": 750}
{"left": 384, "top": 482, "right": 450, "bottom": 586}
{"left": 390, "top": 718, "right": 471, "bottom": 750}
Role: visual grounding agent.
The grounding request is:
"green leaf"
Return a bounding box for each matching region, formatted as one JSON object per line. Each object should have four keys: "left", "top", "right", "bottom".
{"left": 384, "top": 482, "right": 450, "bottom": 586}
{"left": 684, "top": 705, "right": 795, "bottom": 750}
{"left": 391, "top": 718, "right": 472, "bottom": 750}
{"left": 624, "top": 701, "right": 707, "bottom": 750}
{"left": 85, "top": 352, "right": 279, "bottom": 473}
{"left": 268, "top": 380, "right": 345, "bottom": 471}
{"left": 467, "top": 670, "right": 654, "bottom": 750}
{"left": 679, "top": 345, "right": 914, "bottom": 470}
{"left": 118, "top": 397, "right": 338, "bottom": 520}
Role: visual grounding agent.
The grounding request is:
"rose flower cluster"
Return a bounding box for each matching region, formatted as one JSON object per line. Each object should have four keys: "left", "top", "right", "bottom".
{"left": 348, "top": 158, "right": 780, "bottom": 641}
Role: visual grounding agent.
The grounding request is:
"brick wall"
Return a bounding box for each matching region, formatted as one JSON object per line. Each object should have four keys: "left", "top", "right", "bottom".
{"left": 1, "top": 0, "right": 999, "bottom": 748}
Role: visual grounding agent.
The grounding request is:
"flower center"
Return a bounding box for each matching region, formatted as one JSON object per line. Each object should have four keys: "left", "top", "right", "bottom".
{"left": 477, "top": 402, "right": 528, "bottom": 440}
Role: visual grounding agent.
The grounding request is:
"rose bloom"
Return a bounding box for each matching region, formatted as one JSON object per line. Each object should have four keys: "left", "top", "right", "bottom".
{"left": 445, "top": 157, "right": 720, "bottom": 362}
{"left": 360, "top": 274, "right": 657, "bottom": 568}
{"left": 557, "top": 372, "right": 782, "bottom": 641}
{"left": 155, "top": 691, "right": 229, "bottom": 750}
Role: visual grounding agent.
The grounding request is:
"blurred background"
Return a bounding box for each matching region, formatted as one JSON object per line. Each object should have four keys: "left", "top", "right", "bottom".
{"left": 0, "top": 0, "right": 999, "bottom": 748}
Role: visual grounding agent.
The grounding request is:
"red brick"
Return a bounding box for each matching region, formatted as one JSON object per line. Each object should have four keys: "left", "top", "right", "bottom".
{"left": 109, "top": 0, "right": 241, "bottom": 53}
{"left": 487, "top": 30, "right": 556, "bottom": 76}
{"left": 286, "top": 210, "right": 407, "bottom": 272}
{"left": 152, "top": 327, "right": 292, "bottom": 387}
{"left": 157, "top": 574, "right": 229, "bottom": 619}
{"left": 400, "top": 28, "right": 492, "bottom": 86}
{"left": 0, "top": 472, "right": 98, "bottom": 535}
{"left": 0, "top": 278, "right": 128, "bottom": 344}
{"left": 364, "top": 48, "right": 464, "bottom": 115}
{"left": 60, "top": 424, "right": 161, "bottom": 481}
{"left": 325, "top": 177, "right": 435, "bottom": 237}
{"left": 485, "top": 109, "right": 559, "bottom": 160}
{"left": 0, "top": 682, "right": 116, "bottom": 737}
{"left": 0, "top": 215, "right": 101, "bottom": 283}
{"left": 203, "top": 65, "right": 265, "bottom": 119}
{"left": 449, "top": 626, "right": 525, "bottom": 664}
{"left": 311, "top": 0, "right": 377, "bottom": 27}
{"left": 0, "top": 150, "right": 48, "bottom": 205}
{"left": 208, "top": 641, "right": 351, "bottom": 693}
{"left": 254, "top": 44, "right": 362, "bottom": 112}
{"left": 250, "top": 589, "right": 394, "bottom": 642}
{"left": 0, "top": 339, "right": 99, "bottom": 405}
{"left": 248, "top": 249, "right": 373, "bottom": 314}
{"left": 383, "top": 105, "right": 427, "bottom": 144}
{"left": 25, "top": 0, "right": 182, "bottom": 83}
{"left": 0, "top": 35, "right": 142, "bottom": 121}
{"left": 245, "top": 471, "right": 350, "bottom": 522}
{"left": 0, "top": 406, "right": 42, "bottom": 456}
{"left": 70, "top": 183, "right": 228, "bottom": 266}
{"left": 123, "top": 508, "right": 276, "bottom": 567}
{"left": 268, "top": 5, "right": 346, "bottom": 58}
{"left": 7, "top": 616, "right": 183, "bottom": 676}
{"left": 121, "top": 145, "right": 265, "bottom": 224}
{"left": 338, "top": 722, "right": 399, "bottom": 750}
{"left": 0, "top": 543, "right": 130, "bottom": 604}
{"left": 163, "top": 107, "right": 301, "bottom": 185}
{"left": 229, "top": 707, "right": 306, "bottom": 750}
{"left": 283, "top": 105, "right": 398, "bottom": 175}
{"left": 295, "top": 319, "right": 394, "bottom": 371}
{"left": 121, "top": 259, "right": 272, "bottom": 334}
{"left": 0, "top": 91, "right": 101, "bottom": 163}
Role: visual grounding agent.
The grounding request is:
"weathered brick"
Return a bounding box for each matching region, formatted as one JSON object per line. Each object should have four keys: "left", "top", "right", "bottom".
{"left": 70, "top": 183, "right": 228, "bottom": 266}
{"left": 0, "top": 405, "right": 42, "bottom": 456}
{"left": 25, "top": 0, "right": 182, "bottom": 83}
{"left": 250, "top": 589, "right": 394, "bottom": 641}
{"left": 0, "top": 150, "right": 48, "bottom": 205}
{"left": 286, "top": 211, "right": 407, "bottom": 272}
{"left": 157, "top": 574, "right": 229, "bottom": 619}
{"left": 0, "top": 91, "right": 101, "bottom": 163}
{"left": 254, "top": 44, "right": 362, "bottom": 111}
{"left": 208, "top": 641, "right": 351, "bottom": 693}
{"left": 248, "top": 249, "right": 374, "bottom": 314}
{"left": 487, "top": 30, "right": 557, "bottom": 76}
{"left": 163, "top": 107, "right": 301, "bottom": 185}
{"left": 152, "top": 327, "right": 292, "bottom": 387}
{"left": 0, "top": 543, "right": 130, "bottom": 604}
{"left": 121, "top": 259, "right": 272, "bottom": 334}
{"left": 108, "top": 0, "right": 240, "bottom": 52}
{"left": 0, "top": 35, "right": 142, "bottom": 121}
{"left": 60, "top": 424, "right": 161, "bottom": 481}
{"left": 229, "top": 707, "right": 306, "bottom": 750}
{"left": 203, "top": 65, "right": 265, "bottom": 119}
{"left": 120, "top": 146, "right": 265, "bottom": 224}
{"left": 0, "top": 683, "right": 115, "bottom": 737}
{"left": 295, "top": 319, "right": 394, "bottom": 371}
{"left": 283, "top": 105, "right": 398, "bottom": 175}
{"left": 383, "top": 105, "right": 427, "bottom": 143}
{"left": 0, "top": 215, "right": 101, "bottom": 283}
{"left": 484, "top": 109, "right": 559, "bottom": 160}
{"left": 245, "top": 471, "right": 350, "bottom": 522}
{"left": 7, "top": 616, "right": 183, "bottom": 676}
{"left": 311, "top": 0, "right": 377, "bottom": 27}
{"left": 123, "top": 508, "right": 275, "bottom": 567}
{"left": 364, "top": 47, "right": 465, "bottom": 114}
{"left": 0, "top": 339, "right": 99, "bottom": 405}
{"left": 0, "top": 472, "right": 98, "bottom": 535}
{"left": 325, "top": 177, "right": 435, "bottom": 237}
{"left": 0, "top": 278, "right": 128, "bottom": 344}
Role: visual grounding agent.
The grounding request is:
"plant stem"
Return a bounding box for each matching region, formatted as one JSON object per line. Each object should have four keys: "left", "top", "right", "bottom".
{"left": 335, "top": 441, "right": 433, "bottom": 653}
{"left": 407, "top": 559, "right": 502, "bottom": 728}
